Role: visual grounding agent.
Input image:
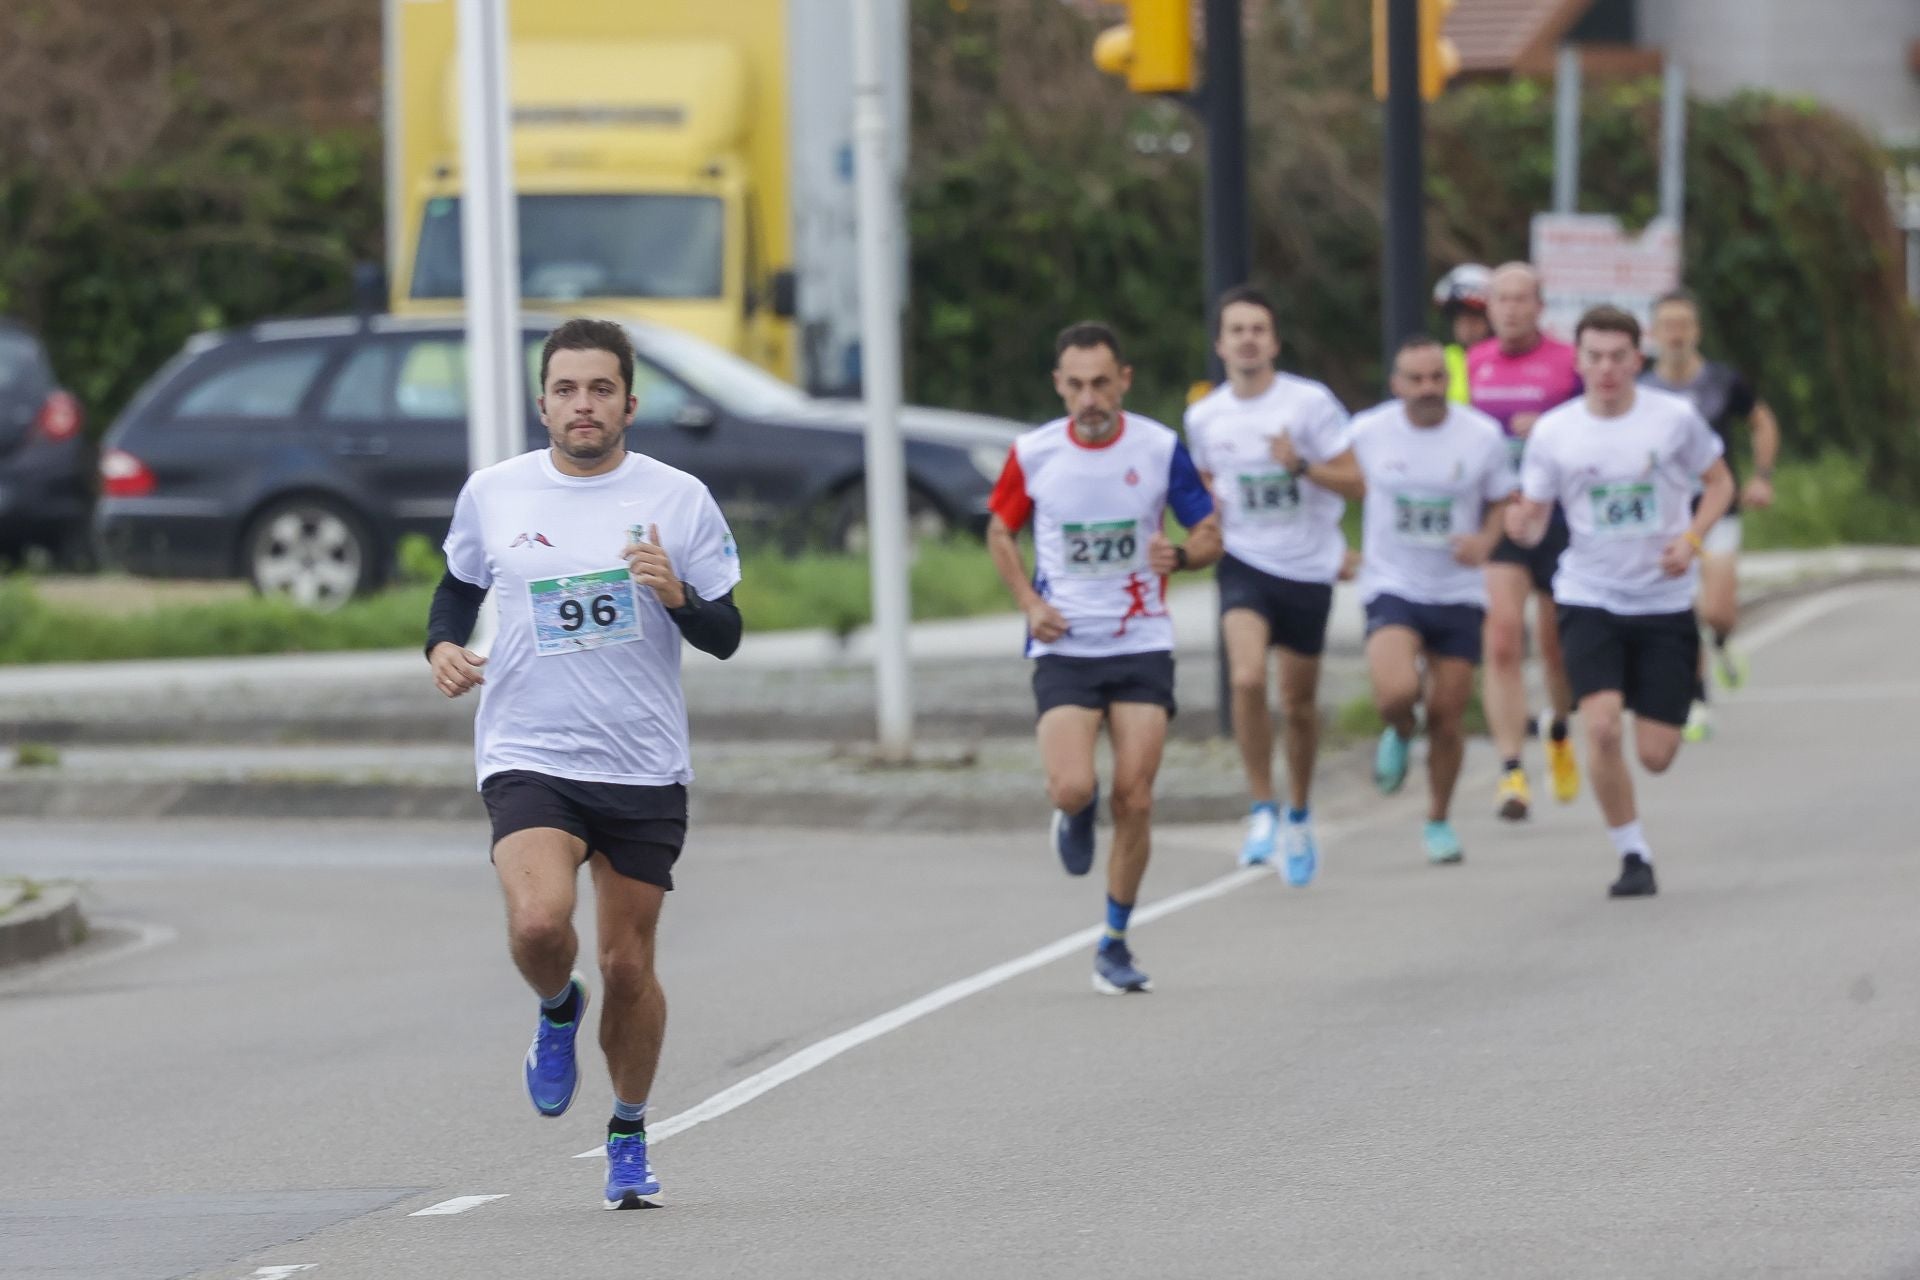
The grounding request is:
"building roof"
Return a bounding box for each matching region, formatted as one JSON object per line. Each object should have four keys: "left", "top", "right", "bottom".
{"left": 1449, "top": 0, "right": 1600, "bottom": 74}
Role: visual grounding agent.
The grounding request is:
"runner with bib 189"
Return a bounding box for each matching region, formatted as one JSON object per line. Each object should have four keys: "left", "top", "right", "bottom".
{"left": 986, "top": 321, "right": 1221, "bottom": 995}
{"left": 425, "top": 318, "right": 744, "bottom": 1210}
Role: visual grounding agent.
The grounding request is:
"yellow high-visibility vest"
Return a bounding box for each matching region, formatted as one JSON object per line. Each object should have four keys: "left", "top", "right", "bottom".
{"left": 1445, "top": 343, "right": 1471, "bottom": 404}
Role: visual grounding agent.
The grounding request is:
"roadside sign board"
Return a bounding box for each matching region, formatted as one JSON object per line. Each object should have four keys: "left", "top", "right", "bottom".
{"left": 1530, "top": 214, "right": 1682, "bottom": 343}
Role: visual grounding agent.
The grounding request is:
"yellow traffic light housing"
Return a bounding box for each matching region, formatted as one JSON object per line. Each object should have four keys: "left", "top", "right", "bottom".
{"left": 1372, "top": 0, "right": 1460, "bottom": 102}
{"left": 1093, "top": 0, "right": 1193, "bottom": 95}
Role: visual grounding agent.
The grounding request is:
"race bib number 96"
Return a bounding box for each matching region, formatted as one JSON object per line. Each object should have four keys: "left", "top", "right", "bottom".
{"left": 1588, "top": 482, "right": 1658, "bottom": 539}
{"left": 1236, "top": 470, "right": 1302, "bottom": 523}
{"left": 1060, "top": 519, "right": 1143, "bottom": 577}
{"left": 1393, "top": 494, "right": 1456, "bottom": 547}
{"left": 528, "top": 567, "right": 643, "bottom": 655}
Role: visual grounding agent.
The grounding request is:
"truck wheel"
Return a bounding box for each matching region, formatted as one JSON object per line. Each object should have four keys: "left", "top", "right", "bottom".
{"left": 244, "top": 496, "right": 379, "bottom": 611}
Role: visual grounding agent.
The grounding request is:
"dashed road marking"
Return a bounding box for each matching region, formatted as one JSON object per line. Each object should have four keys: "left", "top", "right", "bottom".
{"left": 409, "top": 1194, "right": 508, "bottom": 1216}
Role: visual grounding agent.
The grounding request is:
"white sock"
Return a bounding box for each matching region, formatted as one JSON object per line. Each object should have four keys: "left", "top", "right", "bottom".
{"left": 1607, "top": 820, "right": 1649, "bottom": 862}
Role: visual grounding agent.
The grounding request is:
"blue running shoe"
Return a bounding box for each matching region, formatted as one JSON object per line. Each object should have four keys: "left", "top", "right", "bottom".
{"left": 1050, "top": 784, "right": 1099, "bottom": 877}
{"left": 1423, "top": 819, "right": 1464, "bottom": 865}
{"left": 1239, "top": 804, "right": 1279, "bottom": 867}
{"left": 523, "top": 974, "right": 587, "bottom": 1118}
{"left": 1281, "top": 812, "right": 1319, "bottom": 887}
{"left": 1092, "top": 939, "right": 1151, "bottom": 994}
{"left": 604, "top": 1131, "right": 663, "bottom": 1209}
{"left": 1374, "top": 726, "right": 1409, "bottom": 795}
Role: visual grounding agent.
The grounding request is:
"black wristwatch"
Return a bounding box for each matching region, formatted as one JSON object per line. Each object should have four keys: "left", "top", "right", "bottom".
{"left": 667, "top": 583, "right": 702, "bottom": 618}
{"left": 1289, "top": 458, "right": 1311, "bottom": 479}
{"left": 1173, "top": 545, "right": 1190, "bottom": 571}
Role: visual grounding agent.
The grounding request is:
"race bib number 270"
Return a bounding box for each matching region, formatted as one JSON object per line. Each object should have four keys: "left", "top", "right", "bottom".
{"left": 1059, "top": 519, "right": 1144, "bottom": 577}
{"left": 527, "top": 567, "right": 643, "bottom": 655}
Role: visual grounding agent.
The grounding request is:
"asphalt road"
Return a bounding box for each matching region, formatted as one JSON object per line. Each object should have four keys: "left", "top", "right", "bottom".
{"left": 4, "top": 582, "right": 1919, "bottom": 1279}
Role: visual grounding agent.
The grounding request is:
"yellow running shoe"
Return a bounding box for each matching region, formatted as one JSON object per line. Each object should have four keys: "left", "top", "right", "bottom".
{"left": 1546, "top": 735, "right": 1580, "bottom": 804}
{"left": 1496, "top": 767, "right": 1531, "bottom": 822}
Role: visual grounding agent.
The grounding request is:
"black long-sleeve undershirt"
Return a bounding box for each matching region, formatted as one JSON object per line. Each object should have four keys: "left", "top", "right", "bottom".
{"left": 424, "top": 571, "right": 742, "bottom": 660}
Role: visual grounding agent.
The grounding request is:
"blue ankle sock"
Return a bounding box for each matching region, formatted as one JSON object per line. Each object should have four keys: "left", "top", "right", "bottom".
{"left": 1287, "top": 807, "right": 1310, "bottom": 824}
{"left": 1103, "top": 895, "right": 1133, "bottom": 944}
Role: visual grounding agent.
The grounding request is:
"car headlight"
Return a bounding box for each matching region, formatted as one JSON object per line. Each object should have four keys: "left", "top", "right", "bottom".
{"left": 970, "top": 444, "right": 1011, "bottom": 483}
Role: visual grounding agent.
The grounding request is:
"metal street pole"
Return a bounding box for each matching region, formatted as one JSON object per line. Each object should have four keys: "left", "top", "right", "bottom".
{"left": 1553, "top": 44, "right": 1582, "bottom": 215}
{"left": 1658, "top": 60, "right": 1687, "bottom": 229}
{"left": 853, "top": 0, "right": 914, "bottom": 761}
{"left": 1381, "top": 0, "right": 1424, "bottom": 366}
{"left": 456, "top": 0, "right": 523, "bottom": 472}
{"left": 1202, "top": 0, "right": 1249, "bottom": 739}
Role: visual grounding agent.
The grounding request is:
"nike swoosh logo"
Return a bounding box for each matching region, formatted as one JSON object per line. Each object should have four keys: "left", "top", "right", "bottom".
{"left": 619, "top": 499, "right": 645, "bottom": 508}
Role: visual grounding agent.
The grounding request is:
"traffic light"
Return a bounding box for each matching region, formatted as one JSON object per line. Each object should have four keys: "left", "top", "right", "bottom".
{"left": 1372, "top": 0, "right": 1461, "bottom": 102}
{"left": 1092, "top": 0, "right": 1193, "bottom": 95}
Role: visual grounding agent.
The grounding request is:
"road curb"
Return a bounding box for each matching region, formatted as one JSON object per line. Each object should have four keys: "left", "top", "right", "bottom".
{"left": 0, "top": 884, "right": 86, "bottom": 968}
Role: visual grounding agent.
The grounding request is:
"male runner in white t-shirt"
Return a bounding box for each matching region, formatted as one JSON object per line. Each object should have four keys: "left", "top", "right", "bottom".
{"left": 1184, "top": 286, "right": 1363, "bottom": 884}
{"left": 425, "top": 318, "right": 743, "bottom": 1208}
{"left": 1506, "top": 306, "right": 1733, "bottom": 898}
{"left": 1350, "top": 337, "right": 1512, "bottom": 865}
{"left": 987, "top": 321, "right": 1221, "bottom": 994}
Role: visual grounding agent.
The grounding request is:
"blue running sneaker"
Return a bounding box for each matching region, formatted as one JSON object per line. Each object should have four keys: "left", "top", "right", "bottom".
{"left": 1281, "top": 812, "right": 1319, "bottom": 887}
{"left": 523, "top": 974, "right": 587, "bottom": 1118}
{"left": 1239, "top": 804, "right": 1279, "bottom": 867}
{"left": 604, "top": 1131, "right": 663, "bottom": 1209}
{"left": 1092, "top": 939, "right": 1151, "bottom": 994}
{"left": 1423, "top": 819, "right": 1464, "bottom": 865}
{"left": 1050, "top": 784, "right": 1099, "bottom": 877}
{"left": 1374, "top": 726, "right": 1409, "bottom": 795}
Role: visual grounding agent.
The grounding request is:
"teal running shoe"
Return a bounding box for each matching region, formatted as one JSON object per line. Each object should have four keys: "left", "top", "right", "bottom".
{"left": 1374, "top": 726, "right": 1410, "bottom": 795}
{"left": 1423, "top": 819, "right": 1464, "bottom": 865}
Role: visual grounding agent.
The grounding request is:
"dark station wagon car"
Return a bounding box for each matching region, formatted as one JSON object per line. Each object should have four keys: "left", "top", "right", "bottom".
{"left": 0, "top": 320, "right": 92, "bottom": 565}
{"left": 94, "top": 315, "right": 1022, "bottom": 607}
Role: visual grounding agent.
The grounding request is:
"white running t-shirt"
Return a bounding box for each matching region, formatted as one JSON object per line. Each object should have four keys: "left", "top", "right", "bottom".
{"left": 442, "top": 449, "right": 742, "bottom": 787}
{"left": 1350, "top": 401, "right": 1513, "bottom": 608}
{"left": 988, "top": 414, "right": 1214, "bottom": 659}
{"left": 1184, "top": 373, "right": 1353, "bottom": 584}
{"left": 1519, "top": 388, "right": 1724, "bottom": 616}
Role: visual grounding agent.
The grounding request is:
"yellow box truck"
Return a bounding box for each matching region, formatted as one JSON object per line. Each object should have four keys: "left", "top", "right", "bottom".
{"left": 382, "top": 0, "right": 904, "bottom": 393}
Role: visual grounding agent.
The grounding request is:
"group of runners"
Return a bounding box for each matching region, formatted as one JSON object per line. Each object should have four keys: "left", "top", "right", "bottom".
{"left": 421, "top": 272, "right": 1775, "bottom": 1205}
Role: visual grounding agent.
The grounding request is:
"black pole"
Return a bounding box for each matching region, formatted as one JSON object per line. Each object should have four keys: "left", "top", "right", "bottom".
{"left": 1382, "top": 0, "right": 1425, "bottom": 369}
{"left": 1201, "top": 0, "right": 1248, "bottom": 738}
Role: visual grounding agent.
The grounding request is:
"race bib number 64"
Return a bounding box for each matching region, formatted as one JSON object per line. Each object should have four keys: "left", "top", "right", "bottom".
{"left": 1588, "top": 482, "right": 1658, "bottom": 539}
{"left": 528, "top": 567, "right": 643, "bottom": 655}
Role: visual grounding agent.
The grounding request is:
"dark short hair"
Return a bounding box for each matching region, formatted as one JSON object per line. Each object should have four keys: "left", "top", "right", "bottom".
{"left": 1054, "top": 321, "right": 1124, "bottom": 365}
{"left": 1653, "top": 288, "right": 1699, "bottom": 314}
{"left": 1395, "top": 333, "right": 1446, "bottom": 360}
{"left": 1211, "top": 284, "right": 1279, "bottom": 339}
{"left": 540, "top": 318, "right": 634, "bottom": 396}
{"left": 1574, "top": 304, "right": 1642, "bottom": 349}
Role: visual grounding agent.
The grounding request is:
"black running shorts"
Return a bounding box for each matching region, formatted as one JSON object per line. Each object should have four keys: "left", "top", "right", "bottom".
{"left": 1032, "top": 650, "right": 1177, "bottom": 719}
{"left": 1555, "top": 605, "right": 1700, "bottom": 728}
{"left": 1215, "top": 553, "right": 1335, "bottom": 657}
{"left": 481, "top": 769, "right": 687, "bottom": 890}
{"left": 1490, "top": 502, "right": 1570, "bottom": 594}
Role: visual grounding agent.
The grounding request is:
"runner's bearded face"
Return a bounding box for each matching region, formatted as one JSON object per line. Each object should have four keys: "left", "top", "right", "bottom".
{"left": 1650, "top": 300, "right": 1700, "bottom": 364}
{"left": 1488, "top": 270, "right": 1543, "bottom": 350}
{"left": 540, "top": 348, "right": 635, "bottom": 465}
{"left": 1053, "top": 343, "right": 1130, "bottom": 442}
{"left": 1391, "top": 346, "right": 1451, "bottom": 425}
{"left": 1214, "top": 300, "right": 1280, "bottom": 380}
{"left": 1577, "top": 329, "right": 1642, "bottom": 409}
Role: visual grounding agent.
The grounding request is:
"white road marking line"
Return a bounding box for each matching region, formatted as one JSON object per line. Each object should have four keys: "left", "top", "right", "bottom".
{"left": 408, "top": 1194, "right": 508, "bottom": 1216}
{"left": 250, "top": 1268, "right": 317, "bottom": 1278}
{"left": 575, "top": 863, "right": 1277, "bottom": 1157}
{"left": 560, "top": 583, "right": 1891, "bottom": 1159}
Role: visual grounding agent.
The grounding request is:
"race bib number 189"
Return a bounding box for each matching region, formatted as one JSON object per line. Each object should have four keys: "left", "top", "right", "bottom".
{"left": 1588, "top": 482, "right": 1658, "bottom": 538}
{"left": 1060, "top": 519, "right": 1143, "bottom": 577}
{"left": 527, "top": 567, "right": 643, "bottom": 655}
{"left": 1236, "top": 470, "right": 1303, "bottom": 523}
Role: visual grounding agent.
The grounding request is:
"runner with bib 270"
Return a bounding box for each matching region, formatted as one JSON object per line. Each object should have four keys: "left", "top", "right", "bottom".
{"left": 986, "top": 321, "right": 1221, "bottom": 995}
{"left": 1184, "top": 286, "right": 1363, "bottom": 883}
{"left": 426, "top": 318, "right": 743, "bottom": 1210}
{"left": 1506, "top": 306, "right": 1733, "bottom": 899}
{"left": 1351, "top": 337, "right": 1512, "bottom": 865}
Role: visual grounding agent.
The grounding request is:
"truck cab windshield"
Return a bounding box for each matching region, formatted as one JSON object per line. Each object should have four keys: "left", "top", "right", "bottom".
{"left": 410, "top": 194, "right": 724, "bottom": 301}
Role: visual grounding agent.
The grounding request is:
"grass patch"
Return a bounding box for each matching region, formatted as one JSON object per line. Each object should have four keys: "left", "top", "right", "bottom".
{"left": 0, "top": 536, "right": 1019, "bottom": 664}
{"left": 1740, "top": 453, "right": 1920, "bottom": 550}
{"left": 1336, "top": 686, "right": 1490, "bottom": 742}
{"left": 13, "top": 743, "right": 61, "bottom": 768}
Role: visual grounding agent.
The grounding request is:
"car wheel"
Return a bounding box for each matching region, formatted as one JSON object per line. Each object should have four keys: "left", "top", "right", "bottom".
{"left": 829, "top": 483, "right": 952, "bottom": 556}
{"left": 244, "top": 496, "right": 378, "bottom": 611}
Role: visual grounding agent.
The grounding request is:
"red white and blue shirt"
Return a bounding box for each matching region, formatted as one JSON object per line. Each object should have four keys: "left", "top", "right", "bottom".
{"left": 988, "top": 414, "right": 1214, "bottom": 659}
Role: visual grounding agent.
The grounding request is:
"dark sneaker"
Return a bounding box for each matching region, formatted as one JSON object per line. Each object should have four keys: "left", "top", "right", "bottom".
{"left": 1092, "top": 939, "right": 1151, "bottom": 994}
{"left": 1050, "top": 784, "right": 1099, "bottom": 877}
{"left": 1608, "top": 853, "right": 1658, "bottom": 898}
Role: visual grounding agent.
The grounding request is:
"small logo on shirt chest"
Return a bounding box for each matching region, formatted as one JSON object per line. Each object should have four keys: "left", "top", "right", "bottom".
{"left": 1124, "top": 467, "right": 1140, "bottom": 486}
{"left": 510, "top": 532, "right": 555, "bottom": 549}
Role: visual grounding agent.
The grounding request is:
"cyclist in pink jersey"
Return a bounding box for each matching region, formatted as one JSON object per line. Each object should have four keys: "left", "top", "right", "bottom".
{"left": 1468, "top": 262, "right": 1583, "bottom": 822}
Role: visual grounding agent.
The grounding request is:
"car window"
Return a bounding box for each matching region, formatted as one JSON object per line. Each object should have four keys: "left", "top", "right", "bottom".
{"left": 630, "top": 359, "right": 692, "bottom": 426}
{"left": 395, "top": 340, "right": 466, "bottom": 418}
{"left": 323, "top": 343, "right": 395, "bottom": 419}
{"left": 0, "top": 330, "right": 48, "bottom": 395}
{"left": 172, "top": 347, "right": 328, "bottom": 419}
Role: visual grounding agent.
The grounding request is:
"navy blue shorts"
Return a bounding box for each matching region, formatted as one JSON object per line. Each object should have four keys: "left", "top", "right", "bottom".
{"left": 1032, "top": 651, "right": 1177, "bottom": 719}
{"left": 1215, "top": 553, "right": 1334, "bottom": 657}
{"left": 481, "top": 770, "right": 686, "bottom": 890}
{"left": 1364, "top": 592, "right": 1486, "bottom": 664}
